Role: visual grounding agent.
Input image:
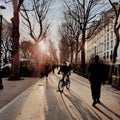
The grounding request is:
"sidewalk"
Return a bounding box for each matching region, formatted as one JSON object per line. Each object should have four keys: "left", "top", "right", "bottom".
{"left": 0, "top": 73, "right": 119, "bottom": 110}
{"left": 0, "top": 72, "right": 120, "bottom": 120}
{"left": 72, "top": 72, "right": 120, "bottom": 93}
{"left": 0, "top": 77, "right": 40, "bottom": 109}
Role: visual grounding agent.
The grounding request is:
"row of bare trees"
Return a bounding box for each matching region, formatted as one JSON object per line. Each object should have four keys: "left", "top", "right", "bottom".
{"left": 2, "top": 21, "right": 12, "bottom": 64}
{"left": 109, "top": 1, "right": 120, "bottom": 63}
{"left": 59, "top": 0, "right": 120, "bottom": 74}
{"left": 3, "top": 0, "right": 53, "bottom": 79}
{"left": 2, "top": 0, "right": 120, "bottom": 79}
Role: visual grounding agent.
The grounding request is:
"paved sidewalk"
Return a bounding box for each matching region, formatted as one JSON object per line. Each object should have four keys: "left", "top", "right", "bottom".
{"left": 0, "top": 72, "right": 120, "bottom": 120}
{"left": 0, "top": 72, "right": 119, "bottom": 111}
{"left": 0, "top": 77, "right": 40, "bottom": 109}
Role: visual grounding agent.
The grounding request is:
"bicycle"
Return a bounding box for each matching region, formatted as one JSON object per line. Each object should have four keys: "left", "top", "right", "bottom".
{"left": 58, "top": 73, "right": 70, "bottom": 92}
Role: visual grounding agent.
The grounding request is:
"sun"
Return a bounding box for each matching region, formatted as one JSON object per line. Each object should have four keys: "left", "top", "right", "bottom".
{"left": 39, "top": 41, "right": 47, "bottom": 52}
{"left": 39, "top": 40, "right": 51, "bottom": 56}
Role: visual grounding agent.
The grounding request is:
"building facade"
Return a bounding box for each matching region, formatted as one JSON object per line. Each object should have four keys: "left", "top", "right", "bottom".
{"left": 86, "top": 4, "right": 120, "bottom": 64}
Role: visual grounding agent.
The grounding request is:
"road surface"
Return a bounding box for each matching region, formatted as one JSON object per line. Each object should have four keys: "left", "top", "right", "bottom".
{"left": 0, "top": 71, "right": 120, "bottom": 120}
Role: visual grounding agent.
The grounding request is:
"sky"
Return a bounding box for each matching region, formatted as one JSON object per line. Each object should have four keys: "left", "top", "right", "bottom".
{"left": 48, "top": 0, "right": 64, "bottom": 20}
{"left": 1, "top": 0, "right": 119, "bottom": 26}
{"left": 1, "top": 0, "right": 119, "bottom": 59}
{"left": 47, "top": 0, "right": 65, "bottom": 57}
{"left": 0, "top": 0, "right": 65, "bottom": 21}
{"left": 0, "top": 0, "right": 64, "bottom": 59}
{"left": 0, "top": 0, "right": 13, "bottom": 22}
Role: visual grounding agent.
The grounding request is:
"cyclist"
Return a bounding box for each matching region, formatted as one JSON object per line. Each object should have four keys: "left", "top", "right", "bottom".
{"left": 58, "top": 61, "right": 71, "bottom": 82}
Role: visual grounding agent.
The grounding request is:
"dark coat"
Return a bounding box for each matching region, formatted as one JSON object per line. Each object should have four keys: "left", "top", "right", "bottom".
{"left": 58, "top": 65, "right": 69, "bottom": 75}
{"left": 88, "top": 61, "right": 105, "bottom": 84}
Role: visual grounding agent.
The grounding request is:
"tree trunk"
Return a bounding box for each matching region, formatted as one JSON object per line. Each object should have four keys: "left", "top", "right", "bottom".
{"left": 112, "top": 29, "right": 120, "bottom": 63}
{"left": 75, "top": 51, "right": 78, "bottom": 63}
{"left": 75, "top": 39, "right": 79, "bottom": 63}
{"left": 81, "top": 32, "right": 86, "bottom": 74}
{"left": 69, "top": 45, "right": 73, "bottom": 63}
{"left": 9, "top": 11, "right": 20, "bottom": 80}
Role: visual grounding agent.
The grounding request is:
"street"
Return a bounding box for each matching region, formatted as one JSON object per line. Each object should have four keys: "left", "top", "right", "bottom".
{"left": 0, "top": 70, "right": 120, "bottom": 120}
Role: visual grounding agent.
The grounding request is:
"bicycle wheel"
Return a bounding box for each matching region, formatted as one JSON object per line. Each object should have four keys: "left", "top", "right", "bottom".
{"left": 66, "top": 79, "right": 70, "bottom": 89}
{"left": 58, "top": 80, "right": 64, "bottom": 92}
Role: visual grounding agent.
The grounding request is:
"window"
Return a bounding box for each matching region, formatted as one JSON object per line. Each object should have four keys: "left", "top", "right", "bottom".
{"left": 104, "top": 43, "right": 106, "bottom": 51}
{"left": 110, "top": 50, "right": 113, "bottom": 60}
{"left": 107, "top": 25, "right": 109, "bottom": 32}
{"left": 111, "top": 40, "right": 113, "bottom": 49}
{"left": 107, "top": 52, "right": 109, "bottom": 58}
{"left": 104, "top": 53, "right": 106, "bottom": 59}
{"left": 111, "top": 21, "right": 114, "bottom": 29}
{"left": 107, "top": 42, "right": 109, "bottom": 50}
{"left": 111, "top": 31, "right": 113, "bottom": 39}
{"left": 107, "top": 33, "right": 109, "bottom": 41}
{"left": 104, "top": 36, "right": 106, "bottom": 42}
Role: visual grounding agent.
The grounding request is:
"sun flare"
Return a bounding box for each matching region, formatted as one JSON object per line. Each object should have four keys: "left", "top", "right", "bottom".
{"left": 39, "top": 41, "right": 47, "bottom": 51}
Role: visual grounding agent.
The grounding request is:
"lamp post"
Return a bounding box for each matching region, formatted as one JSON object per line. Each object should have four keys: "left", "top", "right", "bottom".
{"left": 0, "top": 5, "right": 6, "bottom": 89}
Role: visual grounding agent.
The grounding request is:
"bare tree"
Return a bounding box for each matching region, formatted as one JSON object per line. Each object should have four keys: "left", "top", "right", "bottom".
{"left": 63, "top": 0, "right": 103, "bottom": 73}
{"left": 63, "top": 0, "right": 81, "bottom": 63}
{"left": 1, "top": 22, "right": 12, "bottom": 64}
{"left": 108, "top": 1, "right": 120, "bottom": 63}
{"left": 63, "top": 13, "right": 82, "bottom": 63}
{"left": 20, "top": 40, "right": 34, "bottom": 59}
{"left": 20, "top": 0, "right": 53, "bottom": 43}
{"left": 49, "top": 40, "right": 58, "bottom": 64}
{"left": 59, "top": 38, "right": 70, "bottom": 64}
{"left": 4, "top": 0, "right": 24, "bottom": 80}
{"left": 59, "top": 19, "right": 76, "bottom": 63}
{"left": 20, "top": 0, "right": 53, "bottom": 75}
{"left": 3, "top": 0, "right": 53, "bottom": 77}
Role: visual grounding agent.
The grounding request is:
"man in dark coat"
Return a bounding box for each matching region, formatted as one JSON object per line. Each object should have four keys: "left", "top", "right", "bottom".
{"left": 88, "top": 55, "right": 105, "bottom": 106}
{"left": 44, "top": 61, "right": 50, "bottom": 80}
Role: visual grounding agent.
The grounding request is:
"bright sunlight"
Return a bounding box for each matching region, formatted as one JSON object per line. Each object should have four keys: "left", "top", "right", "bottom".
{"left": 39, "top": 41, "right": 47, "bottom": 52}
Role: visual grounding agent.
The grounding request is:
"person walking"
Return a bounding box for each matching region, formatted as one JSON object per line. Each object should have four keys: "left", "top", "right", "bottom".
{"left": 88, "top": 55, "right": 105, "bottom": 106}
{"left": 52, "top": 64, "right": 56, "bottom": 74}
{"left": 44, "top": 61, "right": 50, "bottom": 80}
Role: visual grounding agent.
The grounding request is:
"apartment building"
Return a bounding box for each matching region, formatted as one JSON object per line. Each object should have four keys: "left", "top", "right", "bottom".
{"left": 86, "top": 3, "right": 120, "bottom": 64}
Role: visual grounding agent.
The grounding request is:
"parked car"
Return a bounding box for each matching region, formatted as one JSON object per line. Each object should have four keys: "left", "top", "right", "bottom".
{"left": 19, "top": 58, "right": 35, "bottom": 77}
{"left": 1, "top": 63, "right": 11, "bottom": 78}
{"left": 1, "top": 59, "right": 36, "bottom": 78}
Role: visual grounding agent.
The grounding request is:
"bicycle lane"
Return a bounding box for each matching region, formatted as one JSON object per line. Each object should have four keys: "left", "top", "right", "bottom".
{"left": 70, "top": 73, "right": 120, "bottom": 120}
{"left": 47, "top": 71, "right": 120, "bottom": 120}
{"left": 54, "top": 70, "right": 120, "bottom": 120}
{"left": 54, "top": 72, "right": 100, "bottom": 120}
{"left": 0, "top": 77, "right": 47, "bottom": 120}
{"left": 0, "top": 72, "right": 120, "bottom": 120}
{"left": 0, "top": 73, "right": 73, "bottom": 120}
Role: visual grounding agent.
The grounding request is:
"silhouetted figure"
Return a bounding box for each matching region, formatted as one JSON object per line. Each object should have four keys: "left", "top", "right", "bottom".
{"left": 52, "top": 64, "right": 56, "bottom": 74}
{"left": 44, "top": 62, "right": 50, "bottom": 80}
{"left": 68, "top": 63, "right": 73, "bottom": 75}
{"left": 58, "top": 62, "right": 70, "bottom": 82}
{"left": 88, "top": 55, "right": 105, "bottom": 106}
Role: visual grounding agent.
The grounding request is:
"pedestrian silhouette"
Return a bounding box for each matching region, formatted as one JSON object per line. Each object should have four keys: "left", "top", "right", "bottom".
{"left": 44, "top": 61, "right": 50, "bottom": 80}
{"left": 52, "top": 64, "right": 56, "bottom": 74}
{"left": 88, "top": 55, "right": 106, "bottom": 106}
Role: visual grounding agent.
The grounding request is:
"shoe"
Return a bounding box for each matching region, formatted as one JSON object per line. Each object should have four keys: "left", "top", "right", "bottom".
{"left": 97, "top": 100, "right": 101, "bottom": 104}
{"left": 92, "top": 101, "right": 97, "bottom": 106}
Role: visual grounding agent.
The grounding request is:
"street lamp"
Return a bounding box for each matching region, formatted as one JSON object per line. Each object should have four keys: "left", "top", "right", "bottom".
{"left": 0, "top": 5, "right": 6, "bottom": 89}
